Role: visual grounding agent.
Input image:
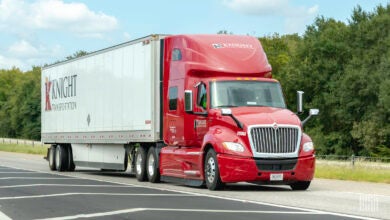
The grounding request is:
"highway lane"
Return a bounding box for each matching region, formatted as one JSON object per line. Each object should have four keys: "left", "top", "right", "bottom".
{"left": 0, "top": 151, "right": 388, "bottom": 220}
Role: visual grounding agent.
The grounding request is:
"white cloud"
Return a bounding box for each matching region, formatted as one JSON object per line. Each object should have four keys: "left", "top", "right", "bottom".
{"left": 224, "top": 0, "right": 319, "bottom": 33}
{"left": 0, "top": 0, "right": 118, "bottom": 70}
{"left": 0, "top": 0, "right": 118, "bottom": 36}
{"left": 1, "top": 39, "right": 63, "bottom": 70}
{"left": 0, "top": 54, "right": 25, "bottom": 70}
{"left": 8, "top": 40, "right": 39, "bottom": 58}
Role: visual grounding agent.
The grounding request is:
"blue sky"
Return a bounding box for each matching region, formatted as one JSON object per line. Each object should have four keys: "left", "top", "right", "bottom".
{"left": 0, "top": 0, "right": 388, "bottom": 71}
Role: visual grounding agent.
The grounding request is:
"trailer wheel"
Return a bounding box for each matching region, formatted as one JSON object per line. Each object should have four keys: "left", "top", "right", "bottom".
{"left": 290, "top": 181, "right": 311, "bottom": 190}
{"left": 48, "top": 145, "right": 57, "bottom": 171}
{"left": 67, "top": 145, "right": 76, "bottom": 171}
{"left": 204, "top": 149, "right": 224, "bottom": 190}
{"left": 55, "top": 145, "right": 69, "bottom": 172}
{"left": 135, "top": 146, "right": 147, "bottom": 181}
{"left": 146, "top": 147, "right": 160, "bottom": 183}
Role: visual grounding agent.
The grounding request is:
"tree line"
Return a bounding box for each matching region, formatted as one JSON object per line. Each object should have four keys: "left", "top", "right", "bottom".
{"left": 0, "top": 4, "right": 388, "bottom": 156}
{"left": 260, "top": 5, "right": 389, "bottom": 157}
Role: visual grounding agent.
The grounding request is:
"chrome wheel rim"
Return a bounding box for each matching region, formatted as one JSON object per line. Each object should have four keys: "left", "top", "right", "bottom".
{"left": 136, "top": 152, "right": 142, "bottom": 175}
{"left": 55, "top": 147, "right": 60, "bottom": 169}
{"left": 49, "top": 148, "right": 54, "bottom": 167}
{"left": 206, "top": 157, "right": 216, "bottom": 183}
{"left": 148, "top": 153, "right": 155, "bottom": 177}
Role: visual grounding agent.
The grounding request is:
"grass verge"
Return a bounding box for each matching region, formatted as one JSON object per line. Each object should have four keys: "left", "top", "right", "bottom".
{"left": 0, "top": 143, "right": 47, "bottom": 155}
{"left": 315, "top": 160, "right": 390, "bottom": 184}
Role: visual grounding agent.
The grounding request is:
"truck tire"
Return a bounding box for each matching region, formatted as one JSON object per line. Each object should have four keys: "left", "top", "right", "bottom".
{"left": 146, "top": 147, "right": 160, "bottom": 183}
{"left": 135, "top": 146, "right": 147, "bottom": 181}
{"left": 48, "top": 145, "right": 57, "bottom": 171}
{"left": 67, "top": 145, "right": 76, "bottom": 171}
{"left": 204, "top": 149, "right": 224, "bottom": 190}
{"left": 55, "top": 145, "right": 69, "bottom": 172}
{"left": 290, "top": 181, "right": 311, "bottom": 190}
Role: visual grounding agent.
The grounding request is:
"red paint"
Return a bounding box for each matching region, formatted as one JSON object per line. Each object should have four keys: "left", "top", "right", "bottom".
{"left": 159, "top": 34, "right": 315, "bottom": 187}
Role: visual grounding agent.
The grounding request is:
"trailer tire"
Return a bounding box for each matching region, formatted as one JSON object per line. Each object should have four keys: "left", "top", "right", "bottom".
{"left": 204, "top": 149, "right": 224, "bottom": 190}
{"left": 146, "top": 147, "right": 160, "bottom": 183}
{"left": 55, "top": 145, "right": 69, "bottom": 172}
{"left": 290, "top": 181, "right": 311, "bottom": 190}
{"left": 48, "top": 145, "right": 57, "bottom": 171}
{"left": 135, "top": 146, "right": 147, "bottom": 181}
{"left": 67, "top": 145, "right": 76, "bottom": 171}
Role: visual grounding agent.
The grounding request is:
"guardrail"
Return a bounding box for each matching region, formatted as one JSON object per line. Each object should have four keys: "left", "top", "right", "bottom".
{"left": 316, "top": 154, "right": 390, "bottom": 169}
{"left": 0, "top": 137, "right": 44, "bottom": 147}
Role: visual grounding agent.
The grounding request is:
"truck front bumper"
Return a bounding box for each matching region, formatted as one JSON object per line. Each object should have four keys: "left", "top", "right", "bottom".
{"left": 217, "top": 154, "right": 315, "bottom": 184}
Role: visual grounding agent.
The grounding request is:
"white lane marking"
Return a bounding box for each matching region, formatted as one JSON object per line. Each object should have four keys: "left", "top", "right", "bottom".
{"left": 35, "top": 208, "right": 148, "bottom": 220}
{"left": 0, "top": 193, "right": 196, "bottom": 200}
{"left": 0, "top": 184, "right": 135, "bottom": 189}
{"left": 0, "top": 177, "right": 76, "bottom": 180}
{"left": 0, "top": 172, "right": 37, "bottom": 173}
{"left": 36, "top": 208, "right": 321, "bottom": 220}
{"left": 0, "top": 210, "right": 12, "bottom": 220}
{"left": 0, "top": 164, "right": 380, "bottom": 220}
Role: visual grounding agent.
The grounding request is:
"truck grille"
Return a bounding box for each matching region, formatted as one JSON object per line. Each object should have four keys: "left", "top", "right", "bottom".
{"left": 250, "top": 126, "right": 299, "bottom": 154}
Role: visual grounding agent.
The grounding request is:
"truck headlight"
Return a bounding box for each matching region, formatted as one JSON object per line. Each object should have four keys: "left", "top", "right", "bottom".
{"left": 223, "top": 142, "right": 245, "bottom": 152}
{"left": 303, "top": 142, "right": 314, "bottom": 152}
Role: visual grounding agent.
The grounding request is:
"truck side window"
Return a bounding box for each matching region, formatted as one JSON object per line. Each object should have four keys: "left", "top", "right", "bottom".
{"left": 197, "top": 83, "right": 207, "bottom": 110}
{"left": 172, "top": 49, "right": 182, "bottom": 61}
{"left": 169, "top": 86, "right": 178, "bottom": 110}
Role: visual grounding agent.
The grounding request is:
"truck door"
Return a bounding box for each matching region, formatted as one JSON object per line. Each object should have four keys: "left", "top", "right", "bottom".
{"left": 193, "top": 82, "right": 209, "bottom": 145}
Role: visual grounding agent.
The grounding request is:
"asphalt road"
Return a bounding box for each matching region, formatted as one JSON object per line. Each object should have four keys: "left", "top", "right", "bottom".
{"left": 0, "top": 151, "right": 388, "bottom": 220}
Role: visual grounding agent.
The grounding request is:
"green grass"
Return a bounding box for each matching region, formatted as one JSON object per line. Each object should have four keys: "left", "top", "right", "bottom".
{"left": 315, "top": 160, "right": 390, "bottom": 184}
{"left": 0, "top": 143, "right": 47, "bottom": 155}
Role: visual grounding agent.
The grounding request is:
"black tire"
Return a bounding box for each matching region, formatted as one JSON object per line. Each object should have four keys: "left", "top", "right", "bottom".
{"left": 55, "top": 145, "right": 69, "bottom": 172}
{"left": 135, "top": 146, "right": 147, "bottom": 181}
{"left": 290, "top": 181, "right": 311, "bottom": 190}
{"left": 123, "top": 150, "right": 129, "bottom": 171}
{"left": 146, "top": 147, "right": 160, "bottom": 183}
{"left": 48, "top": 145, "right": 57, "bottom": 171}
{"left": 67, "top": 145, "right": 76, "bottom": 171}
{"left": 204, "top": 149, "right": 224, "bottom": 190}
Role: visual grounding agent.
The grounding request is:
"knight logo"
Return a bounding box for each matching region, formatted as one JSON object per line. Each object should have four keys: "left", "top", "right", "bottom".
{"left": 45, "top": 77, "right": 52, "bottom": 111}
{"left": 45, "top": 74, "right": 78, "bottom": 112}
{"left": 212, "top": 43, "right": 254, "bottom": 49}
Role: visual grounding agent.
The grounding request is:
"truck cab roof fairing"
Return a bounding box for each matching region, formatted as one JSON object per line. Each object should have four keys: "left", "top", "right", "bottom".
{"left": 166, "top": 34, "right": 272, "bottom": 76}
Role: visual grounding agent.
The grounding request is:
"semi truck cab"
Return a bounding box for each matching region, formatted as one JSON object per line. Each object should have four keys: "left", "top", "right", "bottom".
{"left": 158, "top": 35, "right": 319, "bottom": 190}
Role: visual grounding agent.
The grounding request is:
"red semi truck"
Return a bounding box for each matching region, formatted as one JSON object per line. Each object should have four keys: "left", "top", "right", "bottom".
{"left": 42, "top": 34, "right": 318, "bottom": 190}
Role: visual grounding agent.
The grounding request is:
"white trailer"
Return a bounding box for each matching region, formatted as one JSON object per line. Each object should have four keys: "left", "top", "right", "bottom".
{"left": 41, "top": 35, "right": 164, "bottom": 171}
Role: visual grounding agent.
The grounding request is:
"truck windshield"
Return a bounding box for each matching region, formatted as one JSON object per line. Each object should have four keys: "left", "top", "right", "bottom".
{"left": 210, "top": 81, "right": 286, "bottom": 109}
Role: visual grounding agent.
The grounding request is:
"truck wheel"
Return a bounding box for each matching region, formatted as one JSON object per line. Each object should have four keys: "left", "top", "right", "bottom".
{"left": 55, "top": 145, "right": 69, "bottom": 172}
{"left": 67, "top": 145, "right": 76, "bottom": 171}
{"left": 204, "top": 149, "right": 224, "bottom": 190}
{"left": 135, "top": 146, "right": 147, "bottom": 181}
{"left": 146, "top": 147, "right": 160, "bottom": 183}
{"left": 48, "top": 145, "right": 57, "bottom": 171}
{"left": 290, "top": 181, "right": 311, "bottom": 190}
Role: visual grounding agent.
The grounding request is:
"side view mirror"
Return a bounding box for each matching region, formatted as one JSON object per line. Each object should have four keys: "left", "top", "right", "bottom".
{"left": 302, "top": 108, "right": 320, "bottom": 126}
{"left": 220, "top": 108, "right": 243, "bottom": 129}
{"left": 221, "top": 108, "right": 232, "bottom": 116}
{"left": 296, "top": 90, "right": 319, "bottom": 127}
{"left": 184, "top": 90, "right": 193, "bottom": 113}
{"left": 309, "top": 109, "right": 319, "bottom": 116}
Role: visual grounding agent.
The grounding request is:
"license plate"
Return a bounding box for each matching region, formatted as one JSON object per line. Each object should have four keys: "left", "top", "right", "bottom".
{"left": 270, "top": 173, "right": 283, "bottom": 181}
